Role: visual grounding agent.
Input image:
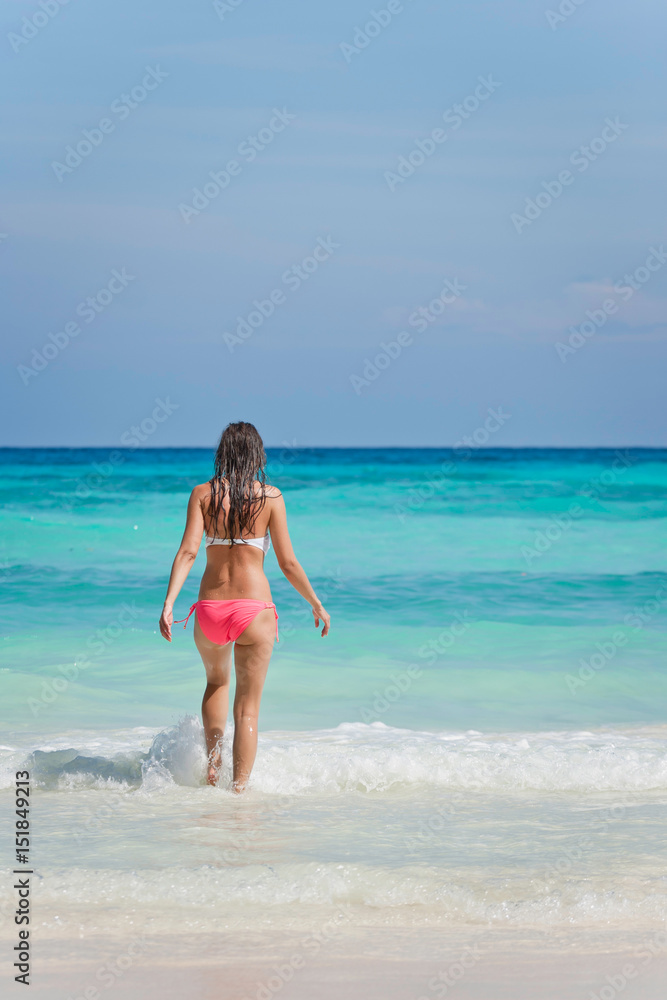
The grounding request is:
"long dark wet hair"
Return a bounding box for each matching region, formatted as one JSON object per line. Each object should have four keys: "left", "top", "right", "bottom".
{"left": 206, "top": 422, "right": 270, "bottom": 543}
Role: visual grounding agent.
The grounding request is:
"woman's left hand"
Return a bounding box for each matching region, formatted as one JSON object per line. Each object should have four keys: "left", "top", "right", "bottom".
{"left": 159, "top": 605, "right": 173, "bottom": 642}
{"left": 312, "top": 603, "right": 330, "bottom": 637}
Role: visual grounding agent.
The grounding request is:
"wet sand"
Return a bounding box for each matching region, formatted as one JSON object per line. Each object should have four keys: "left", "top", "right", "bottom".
{"left": 12, "top": 928, "right": 667, "bottom": 1000}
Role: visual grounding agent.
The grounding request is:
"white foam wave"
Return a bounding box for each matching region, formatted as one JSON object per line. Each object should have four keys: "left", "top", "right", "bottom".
{"left": 22, "top": 863, "right": 667, "bottom": 932}
{"left": 251, "top": 722, "right": 667, "bottom": 795}
{"left": 2, "top": 720, "right": 667, "bottom": 795}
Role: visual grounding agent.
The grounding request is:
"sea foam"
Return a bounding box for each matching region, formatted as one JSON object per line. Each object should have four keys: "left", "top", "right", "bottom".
{"left": 2, "top": 718, "right": 667, "bottom": 796}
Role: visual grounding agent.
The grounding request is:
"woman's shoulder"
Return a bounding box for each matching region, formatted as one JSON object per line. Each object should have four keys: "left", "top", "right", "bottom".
{"left": 261, "top": 483, "right": 283, "bottom": 499}
{"left": 191, "top": 482, "right": 212, "bottom": 504}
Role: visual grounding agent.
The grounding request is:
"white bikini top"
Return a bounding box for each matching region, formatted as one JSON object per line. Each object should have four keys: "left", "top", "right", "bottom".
{"left": 204, "top": 532, "right": 270, "bottom": 554}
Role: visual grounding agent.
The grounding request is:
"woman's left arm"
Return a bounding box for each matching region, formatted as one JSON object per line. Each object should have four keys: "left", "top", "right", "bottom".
{"left": 159, "top": 487, "right": 205, "bottom": 642}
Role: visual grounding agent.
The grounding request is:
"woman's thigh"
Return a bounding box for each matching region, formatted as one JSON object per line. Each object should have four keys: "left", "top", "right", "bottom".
{"left": 194, "top": 616, "right": 233, "bottom": 684}
{"left": 233, "top": 608, "right": 276, "bottom": 704}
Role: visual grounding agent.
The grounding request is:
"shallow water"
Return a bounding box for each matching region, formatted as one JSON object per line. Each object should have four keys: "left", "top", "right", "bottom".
{"left": 2, "top": 719, "right": 667, "bottom": 941}
{"left": 1, "top": 448, "right": 666, "bottom": 953}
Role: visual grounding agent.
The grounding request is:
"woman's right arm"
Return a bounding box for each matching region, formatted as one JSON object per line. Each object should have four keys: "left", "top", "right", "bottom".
{"left": 159, "top": 486, "right": 205, "bottom": 642}
{"left": 268, "top": 491, "right": 330, "bottom": 636}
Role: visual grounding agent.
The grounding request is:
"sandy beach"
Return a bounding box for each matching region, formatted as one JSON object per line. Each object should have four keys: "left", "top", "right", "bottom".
{"left": 13, "top": 928, "right": 667, "bottom": 1000}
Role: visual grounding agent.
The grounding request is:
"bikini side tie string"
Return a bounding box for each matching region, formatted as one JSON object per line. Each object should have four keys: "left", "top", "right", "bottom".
{"left": 174, "top": 603, "right": 198, "bottom": 629}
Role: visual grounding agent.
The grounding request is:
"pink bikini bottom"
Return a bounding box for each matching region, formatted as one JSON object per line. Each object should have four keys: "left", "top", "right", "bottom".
{"left": 175, "top": 599, "right": 279, "bottom": 646}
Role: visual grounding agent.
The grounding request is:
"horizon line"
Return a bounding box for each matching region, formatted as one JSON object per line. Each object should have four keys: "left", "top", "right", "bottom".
{"left": 1, "top": 445, "right": 666, "bottom": 452}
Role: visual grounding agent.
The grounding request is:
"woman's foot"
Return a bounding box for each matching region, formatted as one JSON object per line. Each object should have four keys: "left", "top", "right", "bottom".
{"left": 206, "top": 748, "right": 221, "bottom": 786}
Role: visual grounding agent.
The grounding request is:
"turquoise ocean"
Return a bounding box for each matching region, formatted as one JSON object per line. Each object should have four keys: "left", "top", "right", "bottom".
{"left": 1, "top": 448, "right": 667, "bottom": 989}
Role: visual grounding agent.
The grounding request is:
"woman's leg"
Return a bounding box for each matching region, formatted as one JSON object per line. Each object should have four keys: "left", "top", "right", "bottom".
{"left": 232, "top": 607, "right": 276, "bottom": 793}
{"left": 194, "top": 616, "right": 233, "bottom": 785}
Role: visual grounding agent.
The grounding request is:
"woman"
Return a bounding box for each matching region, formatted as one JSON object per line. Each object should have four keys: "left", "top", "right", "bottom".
{"left": 159, "top": 422, "right": 330, "bottom": 792}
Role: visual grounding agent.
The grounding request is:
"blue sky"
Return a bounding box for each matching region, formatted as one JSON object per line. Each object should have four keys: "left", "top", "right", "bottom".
{"left": 2, "top": 0, "right": 666, "bottom": 446}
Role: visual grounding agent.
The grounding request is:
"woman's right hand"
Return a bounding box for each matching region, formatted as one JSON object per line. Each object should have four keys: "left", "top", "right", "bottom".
{"left": 159, "top": 604, "right": 173, "bottom": 642}
{"left": 312, "top": 603, "right": 330, "bottom": 637}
